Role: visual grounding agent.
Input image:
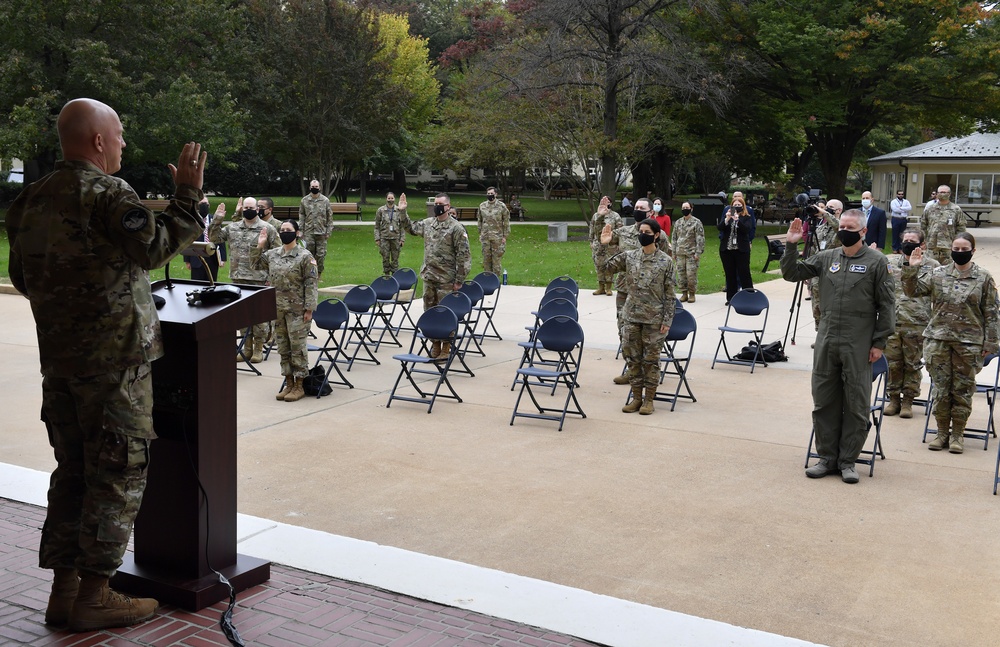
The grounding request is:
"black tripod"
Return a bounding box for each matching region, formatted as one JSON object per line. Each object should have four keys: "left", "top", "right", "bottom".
{"left": 782, "top": 212, "right": 819, "bottom": 349}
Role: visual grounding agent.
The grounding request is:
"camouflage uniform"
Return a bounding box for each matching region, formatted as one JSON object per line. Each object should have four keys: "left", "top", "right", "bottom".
{"left": 5, "top": 160, "right": 203, "bottom": 577}
{"left": 208, "top": 215, "right": 280, "bottom": 350}
{"left": 609, "top": 225, "right": 670, "bottom": 336}
{"left": 902, "top": 261, "right": 1000, "bottom": 432}
{"left": 476, "top": 199, "right": 510, "bottom": 275}
{"left": 806, "top": 213, "right": 840, "bottom": 330}
{"left": 250, "top": 245, "right": 319, "bottom": 379}
{"left": 590, "top": 209, "right": 623, "bottom": 287}
{"left": 920, "top": 202, "right": 966, "bottom": 265}
{"left": 604, "top": 249, "right": 676, "bottom": 389}
{"left": 671, "top": 214, "right": 705, "bottom": 297}
{"left": 400, "top": 214, "right": 472, "bottom": 311}
{"left": 374, "top": 204, "right": 406, "bottom": 275}
{"left": 298, "top": 193, "right": 334, "bottom": 275}
{"left": 885, "top": 254, "right": 939, "bottom": 401}
{"left": 781, "top": 243, "right": 895, "bottom": 471}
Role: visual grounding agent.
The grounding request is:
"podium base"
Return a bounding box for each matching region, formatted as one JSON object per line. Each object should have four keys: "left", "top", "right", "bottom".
{"left": 112, "top": 553, "right": 270, "bottom": 612}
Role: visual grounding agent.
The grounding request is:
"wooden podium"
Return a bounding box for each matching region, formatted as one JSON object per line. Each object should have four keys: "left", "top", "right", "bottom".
{"left": 111, "top": 279, "right": 276, "bottom": 611}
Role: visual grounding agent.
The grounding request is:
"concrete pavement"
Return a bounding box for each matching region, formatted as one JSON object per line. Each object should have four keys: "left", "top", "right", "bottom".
{"left": 3, "top": 225, "right": 1000, "bottom": 646}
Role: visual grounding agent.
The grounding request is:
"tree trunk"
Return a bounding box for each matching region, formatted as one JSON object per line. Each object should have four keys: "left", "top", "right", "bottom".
{"left": 392, "top": 167, "right": 406, "bottom": 195}
{"left": 808, "top": 130, "right": 862, "bottom": 202}
{"left": 359, "top": 174, "right": 368, "bottom": 205}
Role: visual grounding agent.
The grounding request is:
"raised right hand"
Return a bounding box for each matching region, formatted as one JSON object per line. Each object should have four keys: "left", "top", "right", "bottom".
{"left": 786, "top": 218, "right": 804, "bottom": 244}
{"left": 398, "top": 193, "right": 407, "bottom": 210}
{"left": 909, "top": 247, "right": 923, "bottom": 266}
{"left": 600, "top": 222, "right": 613, "bottom": 245}
{"left": 598, "top": 195, "right": 610, "bottom": 216}
{"left": 258, "top": 228, "right": 268, "bottom": 247}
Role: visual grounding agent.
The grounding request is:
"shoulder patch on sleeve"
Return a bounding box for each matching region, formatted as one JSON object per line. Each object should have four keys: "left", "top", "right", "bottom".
{"left": 121, "top": 208, "right": 149, "bottom": 232}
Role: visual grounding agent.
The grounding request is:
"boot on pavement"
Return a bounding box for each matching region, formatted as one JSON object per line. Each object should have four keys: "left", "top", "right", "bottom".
{"left": 680, "top": 292, "right": 688, "bottom": 303}
{"left": 592, "top": 282, "right": 607, "bottom": 296}
{"left": 639, "top": 388, "right": 656, "bottom": 415}
{"left": 276, "top": 376, "right": 295, "bottom": 401}
{"left": 45, "top": 567, "right": 79, "bottom": 627}
{"left": 437, "top": 341, "right": 452, "bottom": 362}
{"left": 884, "top": 393, "right": 901, "bottom": 416}
{"left": 283, "top": 377, "right": 305, "bottom": 402}
{"left": 899, "top": 395, "right": 914, "bottom": 419}
{"left": 250, "top": 339, "right": 264, "bottom": 364}
{"left": 949, "top": 422, "right": 965, "bottom": 454}
{"left": 622, "top": 387, "right": 643, "bottom": 413}
{"left": 929, "top": 420, "right": 950, "bottom": 451}
{"left": 613, "top": 372, "right": 630, "bottom": 385}
{"left": 430, "top": 341, "right": 442, "bottom": 359}
{"left": 68, "top": 574, "right": 157, "bottom": 632}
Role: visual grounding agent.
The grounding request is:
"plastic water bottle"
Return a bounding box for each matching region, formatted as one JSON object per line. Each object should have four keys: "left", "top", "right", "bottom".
{"left": 502, "top": 269, "right": 508, "bottom": 285}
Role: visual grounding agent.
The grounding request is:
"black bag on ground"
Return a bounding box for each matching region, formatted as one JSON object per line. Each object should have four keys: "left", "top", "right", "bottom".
{"left": 735, "top": 340, "right": 787, "bottom": 363}
{"left": 302, "top": 365, "right": 332, "bottom": 396}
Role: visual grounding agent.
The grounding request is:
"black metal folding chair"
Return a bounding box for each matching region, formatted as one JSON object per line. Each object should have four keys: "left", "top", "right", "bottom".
{"left": 309, "top": 298, "right": 354, "bottom": 395}
{"left": 342, "top": 285, "right": 380, "bottom": 370}
{"left": 510, "top": 316, "right": 586, "bottom": 432}
{"left": 471, "top": 271, "right": 503, "bottom": 341}
{"left": 392, "top": 267, "right": 419, "bottom": 334}
{"left": 711, "top": 288, "right": 770, "bottom": 373}
{"left": 386, "top": 306, "right": 462, "bottom": 413}
{"left": 457, "top": 280, "right": 486, "bottom": 357}
{"left": 369, "top": 275, "right": 403, "bottom": 352}
{"left": 923, "top": 352, "right": 1000, "bottom": 450}
{"left": 438, "top": 291, "right": 476, "bottom": 377}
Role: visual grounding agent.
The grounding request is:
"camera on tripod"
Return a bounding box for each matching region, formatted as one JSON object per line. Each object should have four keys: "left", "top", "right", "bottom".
{"left": 795, "top": 191, "right": 823, "bottom": 224}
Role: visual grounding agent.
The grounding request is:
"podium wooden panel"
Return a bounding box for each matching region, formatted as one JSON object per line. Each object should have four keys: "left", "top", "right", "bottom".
{"left": 111, "top": 279, "right": 276, "bottom": 611}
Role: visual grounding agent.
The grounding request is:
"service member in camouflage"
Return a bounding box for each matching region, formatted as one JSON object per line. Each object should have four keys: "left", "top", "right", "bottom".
{"left": 884, "top": 228, "right": 939, "bottom": 418}
{"left": 903, "top": 232, "right": 1000, "bottom": 453}
{"left": 589, "top": 195, "right": 623, "bottom": 295}
{"left": 208, "top": 196, "right": 281, "bottom": 363}
{"left": 298, "top": 179, "right": 334, "bottom": 275}
{"left": 476, "top": 186, "right": 510, "bottom": 275}
{"left": 671, "top": 201, "right": 705, "bottom": 303}
{"left": 781, "top": 210, "right": 895, "bottom": 484}
{"left": 919, "top": 185, "right": 966, "bottom": 265}
{"left": 251, "top": 220, "right": 319, "bottom": 402}
{"left": 373, "top": 192, "right": 406, "bottom": 275}
{"left": 805, "top": 200, "right": 842, "bottom": 331}
{"left": 605, "top": 199, "right": 670, "bottom": 385}
{"left": 601, "top": 218, "right": 676, "bottom": 415}
{"left": 398, "top": 192, "right": 472, "bottom": 359}
{"left": 257, "top": 197, "right": 276, "bottom": 226}
{"left": 5, "top": 98, "right": 205, "bottom": 631}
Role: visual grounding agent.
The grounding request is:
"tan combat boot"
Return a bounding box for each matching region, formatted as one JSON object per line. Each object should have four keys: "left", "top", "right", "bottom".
{"left": 276, "top": 376, "right": 295, "bottom": 401}
{"left": 680, "top": 292, "right": 689, "bottom": 303}
{"left": 250, "top": 339, "right": 264, "bottom": 363}
{"left": 605, "top": 284, "right": 614, "bottom": 296}
{"left": 928, "top": 420, "right": 950, "bottom": 451}
{"left": 884, "top": 393, "right": 901, "bottom": 416}
{"left": 592, "top": 282, "right": 607, "bottom": 296}
{"left": 639, "top": 388, "right": 656, "bottom": 415}
{"left": 68, "top": 574, "right": 157, "bottom": 632}
{"left": 437, "top": 341, "right": 452, "bottom": 362}
{"left": 430, "top": 341, "right": 442, "bottom": 358}
{"left": 44, "top": 567, "right": 79, "bottom": 627}
{"left": 949, "top": 422, "right": 965, "bottom": 454}
{"left": 283, "top": 377, "right": 305, "bottom": 402}
{"left": 687, "top": 293, "right": 696, "bottom": 303}
{"left": 688, "top": 283, "right": 697, "bottom": 303}
{"left": 613, "top": 372, "right": 630, "bottom": 385}
{"left": 899, "top": 395, "right": 914, "bottom": 419}
{"left": 622, "top": 387, "right": 643, "bottom": 413}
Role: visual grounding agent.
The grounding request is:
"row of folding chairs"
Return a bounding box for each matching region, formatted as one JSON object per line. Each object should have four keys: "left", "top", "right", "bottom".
{"left": 510, "top": 277, "right": 586, "bottom": 431}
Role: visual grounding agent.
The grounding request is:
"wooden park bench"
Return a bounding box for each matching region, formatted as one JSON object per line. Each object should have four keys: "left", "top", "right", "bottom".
{"left": 762, "top": 234, "right": 787, "bottom": 273}
{"left": 453, "top": 206, "right": 478, "bottom": 221}
{"left": 141, "top": 199, "right": 171, "bottom": 211}
{"left": 270, "top": 202, "right": 363, "bottom": 222}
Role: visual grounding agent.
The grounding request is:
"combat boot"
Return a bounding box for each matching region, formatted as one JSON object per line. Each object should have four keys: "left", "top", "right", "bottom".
{"left": 688, "top": 283, "right": 697, "bottom": 303}
{"left": 686, "top": 294, "right": 695, "bottom": 303}
{"left": 44, "top": 567, "right": 79, "bottom": 627}
{"left": 592, "top": 282, "right": 607, "bottom": 296}
{"left": 622, "top": 387, "right": 643, "bottom": 413}
{"left": 250, "top": 339, "right": 264, "bottom": 363}
{"left": 929, "top": 421, "right": 950, "bottom": 451}
{"left": 639, "top": 388, "right": 656, "bottom": 415}
{"left": 68, "top": 574, "right": 157, "bottom": 632}
{"left": 613, "top": 372, "right": 630, "bottom": 385}
{"left": 680, "top": 292, "right": 689, "bottom": 302}
{"left": 949, "top": 422, "right": 965, "bottom": 454}
{"left": 437, "top": 341, "right": 452, "bottom": 362}
{"left": 276, "top": 376, "right": 295, "bottom": 401}
{"left": 430, "top": 341, "right": 442, "bottom": 358}
{"left": 605, "top": 284, "right": 614, "bottom": 296}
{"left": 899, "top": 396, "right": 914, "bottom": 419}
{"left": 884, "top": 393, "right": 901, "bottom": 416}
{"left": 283, "top": 377, "right": 305, "bottom": 402}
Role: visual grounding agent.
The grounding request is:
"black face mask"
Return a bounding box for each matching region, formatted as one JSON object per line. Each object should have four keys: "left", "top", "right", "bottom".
{"left": 434, "top": 204, "right": 446, "bottom": 216}
{"left": 198, "top": 203, "right": 209, "bottom": 216}
{"left": 837, "top": 228, "right": 862, "bottom": 246}
{"left": 734, "top": 206, "right": 743, "bottom": 213}
{"left": 681, "top": 208, "right": 692, "bottom": 216}
{"left": 279, "top": 231, "right": 298, "bottom": 245}
{"left": 243, "top": 209, "right": 258, "bottom": 220}
{"left": 951, "top": 250, "right": 973, "bottom": 266}
{"left": 487, "top": 194, "right": 495, "bottom": 201}
{"left": 900, "top": 241, "right": 920, "bottom": 257}
{"left": 638, "top": 232, "right": 656, "bottom": 247}
{"left": 310, "top": 187, "right": 320, "bottom": 194}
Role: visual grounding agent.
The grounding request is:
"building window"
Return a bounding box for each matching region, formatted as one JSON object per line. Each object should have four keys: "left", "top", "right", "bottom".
{"left": 956, "top": 173, "right": 994, "bottom": 205}
{"left": 922, "top": 174, "right": 956, "bottom": 205}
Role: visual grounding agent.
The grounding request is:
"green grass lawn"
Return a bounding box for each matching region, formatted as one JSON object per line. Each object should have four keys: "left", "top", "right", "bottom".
{"left": 0, "top": 206, "right": 792, "bottom": 294}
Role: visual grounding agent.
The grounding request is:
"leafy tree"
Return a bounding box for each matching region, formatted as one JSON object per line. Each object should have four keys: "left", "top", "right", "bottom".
{"left": 717, "top": 0, "right": 1000, "bottom": 199}
{"left": 0, "top": 0, "right": 250, "bottom": 183}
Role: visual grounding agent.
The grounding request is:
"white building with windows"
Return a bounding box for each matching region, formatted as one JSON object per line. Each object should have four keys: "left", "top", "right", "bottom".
{"left": 868, "top": 133, "right": 1000, "bottom": 224}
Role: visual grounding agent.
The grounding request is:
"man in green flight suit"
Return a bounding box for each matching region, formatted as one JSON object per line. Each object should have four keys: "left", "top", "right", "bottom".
{"left": 781, "top": 209, "right": 895, "bottom": 484}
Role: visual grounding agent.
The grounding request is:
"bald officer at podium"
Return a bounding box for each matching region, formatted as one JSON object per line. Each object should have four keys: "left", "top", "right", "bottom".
{"left": 6, "top": 98, "right": 205, "bottom": 631}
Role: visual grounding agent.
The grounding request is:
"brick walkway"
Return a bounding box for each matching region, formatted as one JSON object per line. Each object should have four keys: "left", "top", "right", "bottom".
{"left": 0, "top": 498, "right": 600, "bottom": 647}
